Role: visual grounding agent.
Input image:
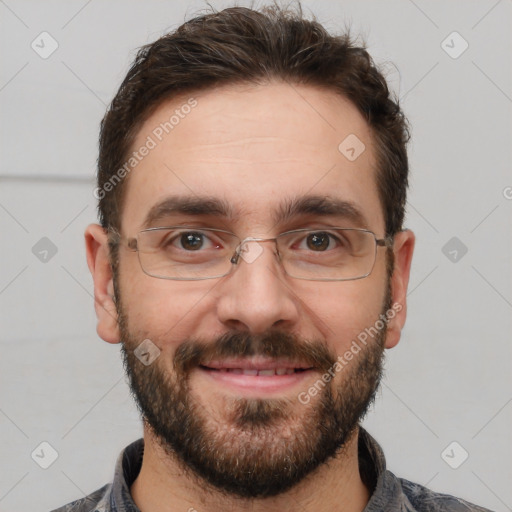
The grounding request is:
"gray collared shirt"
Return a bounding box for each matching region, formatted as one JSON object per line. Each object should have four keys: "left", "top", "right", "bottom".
{"left": 51, "top": 428, "right": 493, "bottom": 511}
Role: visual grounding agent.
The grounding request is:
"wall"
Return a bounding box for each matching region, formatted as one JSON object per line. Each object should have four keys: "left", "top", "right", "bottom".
{"left": 0, "top": 1, "right": 510, "bottom": 510}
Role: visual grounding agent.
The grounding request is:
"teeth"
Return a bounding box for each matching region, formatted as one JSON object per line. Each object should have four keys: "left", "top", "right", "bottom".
{"left": 220, "top": 368, "right": 301, "bottom": 376}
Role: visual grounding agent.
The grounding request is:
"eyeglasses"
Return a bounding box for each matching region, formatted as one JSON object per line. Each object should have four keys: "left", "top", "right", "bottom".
{"left": 120, "top": 226, "right": 393, "bottom": 281}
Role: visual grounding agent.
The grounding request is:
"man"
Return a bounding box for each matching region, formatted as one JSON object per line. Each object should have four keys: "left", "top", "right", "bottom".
{"left": 53, "top": 4, "right": 491, "bottom": 512}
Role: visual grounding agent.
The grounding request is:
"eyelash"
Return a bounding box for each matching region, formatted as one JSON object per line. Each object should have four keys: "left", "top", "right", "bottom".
{"left": 165, "top": 229, "right": 346, "bottom": 251}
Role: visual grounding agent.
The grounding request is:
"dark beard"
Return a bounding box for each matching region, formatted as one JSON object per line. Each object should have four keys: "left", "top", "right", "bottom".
{"left": 118, "top": 294, "right": 390, "bottom": 498}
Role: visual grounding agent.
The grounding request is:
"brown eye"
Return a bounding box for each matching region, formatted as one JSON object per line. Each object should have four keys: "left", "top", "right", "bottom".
{"left": 306, "top": 232, "right": 330, "bottom": 251}
{"left": 180, "top": 232, "right": 204, "bottom": 250}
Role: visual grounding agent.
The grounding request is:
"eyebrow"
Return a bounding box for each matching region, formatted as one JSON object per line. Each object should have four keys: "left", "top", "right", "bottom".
{"left": 141, "top": 194, "right": 369, "bottom": 230}
{"left": 142, "top": 196, "right": 236, "bottom": 229}
{"left": 276, "top": 195, "right": 369, "bottom": 229}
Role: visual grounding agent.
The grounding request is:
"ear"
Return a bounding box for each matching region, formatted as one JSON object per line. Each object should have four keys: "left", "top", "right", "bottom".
{"left": 85, "top": 224, "right": 120, "bottom": 344}
{"left": 384, "top": 229, "right": 415, "bottom": 349}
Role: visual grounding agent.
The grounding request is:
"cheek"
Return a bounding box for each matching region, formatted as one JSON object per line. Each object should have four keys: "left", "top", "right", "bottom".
{"left": 118, "top": 259, "right": 191, "bottom": 335}
{"left": 296, "top": 275, "right": 388, "bottom": 354}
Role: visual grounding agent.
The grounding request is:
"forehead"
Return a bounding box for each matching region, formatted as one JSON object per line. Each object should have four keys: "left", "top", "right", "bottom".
{"left": 121, "top": 82, "right": 383, "bottom": 235}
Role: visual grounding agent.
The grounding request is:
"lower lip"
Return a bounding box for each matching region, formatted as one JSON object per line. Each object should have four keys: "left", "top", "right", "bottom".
{"left": 198, "top": 367, "right": 315, "bottom": 395}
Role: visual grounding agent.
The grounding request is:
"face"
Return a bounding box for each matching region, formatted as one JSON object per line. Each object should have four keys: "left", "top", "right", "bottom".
{"left": 88, "top": 82, "right": 414, "bottom": 498}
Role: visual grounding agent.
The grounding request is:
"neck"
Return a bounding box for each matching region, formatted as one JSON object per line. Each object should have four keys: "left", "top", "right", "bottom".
{"left": 130, "top": 425, "right": 370, "bottom": 512}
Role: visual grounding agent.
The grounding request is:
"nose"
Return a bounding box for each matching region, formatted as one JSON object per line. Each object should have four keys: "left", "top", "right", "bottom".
{"left": 215, "top": 239, "right": 300, "bottom": 333}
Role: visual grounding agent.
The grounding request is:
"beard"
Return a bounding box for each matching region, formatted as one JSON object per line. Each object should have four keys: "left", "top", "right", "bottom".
{"left": 117, "top": 286, "right": 391, "bottom": 499}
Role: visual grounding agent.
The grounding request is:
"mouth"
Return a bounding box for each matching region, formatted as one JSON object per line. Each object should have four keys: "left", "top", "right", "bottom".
{"left": 197, "top": 358, "right": 315, "bottom": 395}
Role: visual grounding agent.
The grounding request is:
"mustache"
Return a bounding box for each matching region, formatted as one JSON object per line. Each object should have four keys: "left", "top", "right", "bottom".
{"left": 173, "top": 330, "right": 337, "bottom": 376}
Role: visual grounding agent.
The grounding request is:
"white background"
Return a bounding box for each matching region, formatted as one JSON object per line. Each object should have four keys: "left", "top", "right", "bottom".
{"left": 0, "top": 1, "right": 511, "bottom": 511}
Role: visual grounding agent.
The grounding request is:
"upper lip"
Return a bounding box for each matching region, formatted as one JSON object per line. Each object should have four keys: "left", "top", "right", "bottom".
{"left": 201, "top": 358, "right": 313, "bottom": 371}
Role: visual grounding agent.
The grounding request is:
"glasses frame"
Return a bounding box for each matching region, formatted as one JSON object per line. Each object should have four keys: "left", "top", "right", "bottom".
{"left": 120, "top": 226, "right": 394, "bottom": 282}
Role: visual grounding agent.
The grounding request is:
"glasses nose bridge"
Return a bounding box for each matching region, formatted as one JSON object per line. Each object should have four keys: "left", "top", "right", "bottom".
{"left": 230, "top": 235, "right": 280, "bottom": 265}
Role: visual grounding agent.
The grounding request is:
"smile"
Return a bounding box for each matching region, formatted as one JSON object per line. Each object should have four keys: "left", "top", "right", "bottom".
{"left": 197, "top": 358, "right": 315, "bottom": 394}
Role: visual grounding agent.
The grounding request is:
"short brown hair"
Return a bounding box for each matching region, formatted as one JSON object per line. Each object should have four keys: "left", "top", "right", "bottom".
{"left": 98, "top": 3, "right": 410, "bottom": 240}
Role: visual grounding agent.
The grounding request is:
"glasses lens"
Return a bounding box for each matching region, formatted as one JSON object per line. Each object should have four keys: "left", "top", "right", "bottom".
{"left": 137, "top": 228, "right": 238, "bottom": 280}
{"left": 278, "top": 228, "right": 377, "bottom": 281}
{"left": 134, "top": 227, "right": 378, "bottom": 281}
